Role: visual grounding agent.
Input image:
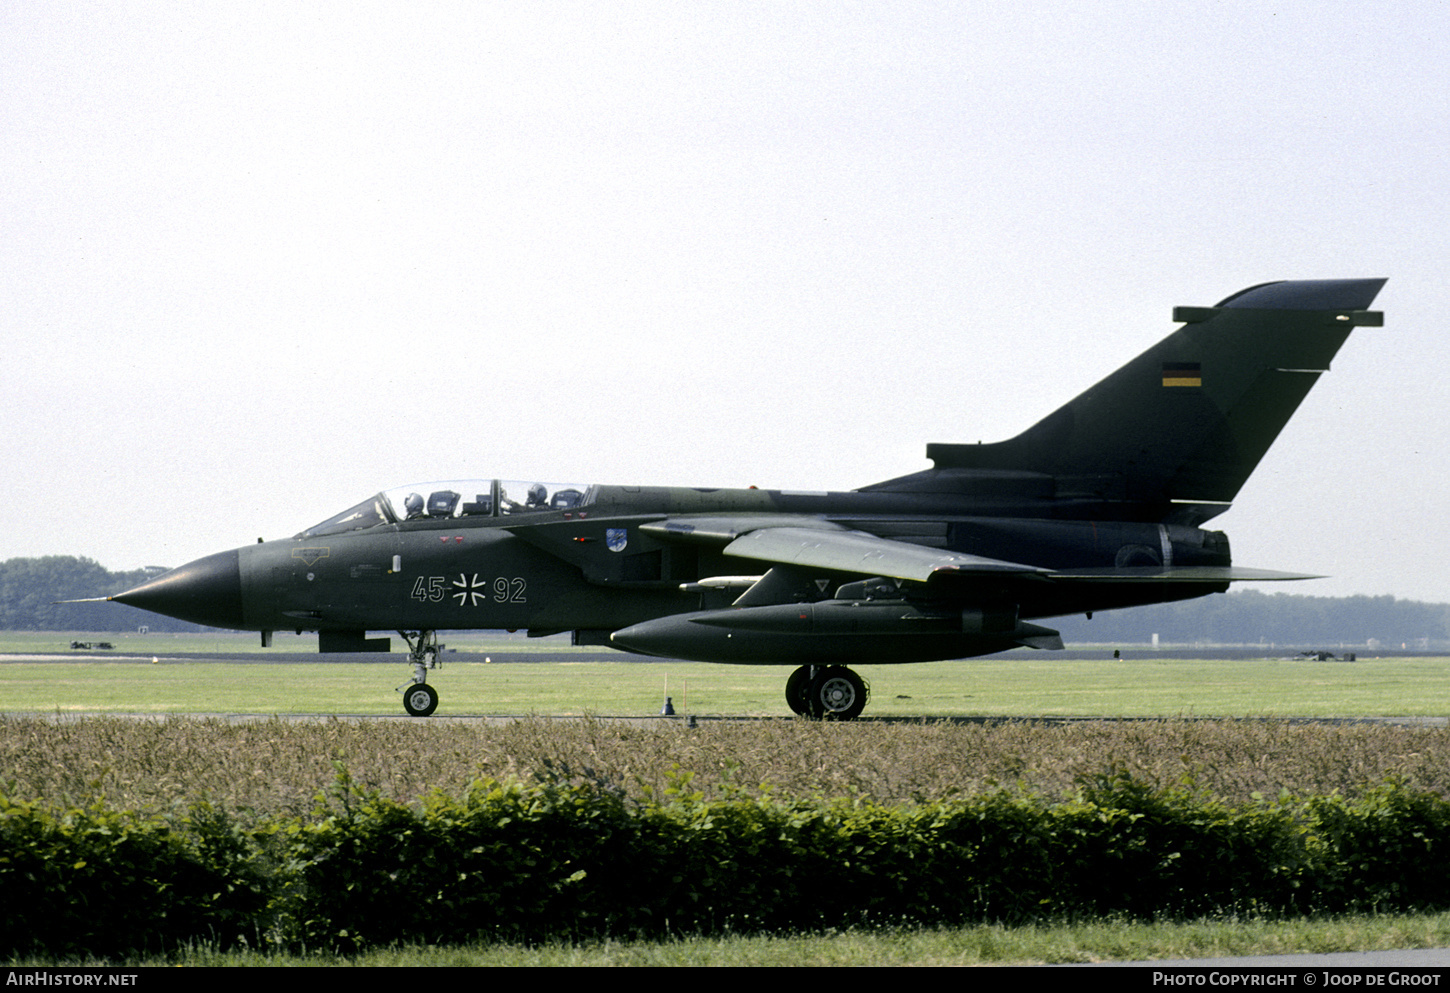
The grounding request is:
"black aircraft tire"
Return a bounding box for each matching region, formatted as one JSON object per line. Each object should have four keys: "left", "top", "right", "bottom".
{"left": 403, "top": 682, "right": 439, "bottom": 717}
{"left": 807, "top": 666, "right": 868, "bottom": 721}
{"left": 785, "top": 665, "right": 812, "bottom": 715}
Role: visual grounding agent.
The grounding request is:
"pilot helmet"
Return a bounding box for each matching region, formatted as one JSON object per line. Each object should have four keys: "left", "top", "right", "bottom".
{"left": 404, "top": 493, "right": 424, "bottom": 517}
{"left": 527, "top": 483, "right": 547, "bottom": 506}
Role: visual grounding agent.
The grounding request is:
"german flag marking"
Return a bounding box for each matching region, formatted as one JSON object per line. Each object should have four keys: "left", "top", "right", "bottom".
{"left": 1162, "top": 361, "right": 1201, "bottom": 387}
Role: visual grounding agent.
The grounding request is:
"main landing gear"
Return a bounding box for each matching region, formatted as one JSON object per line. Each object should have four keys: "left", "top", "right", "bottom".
{"left": 785, "top": 664, "right": 869, "bottom": 720}
{"left": 397, "top": 630, "right": 441, "bottom": 717}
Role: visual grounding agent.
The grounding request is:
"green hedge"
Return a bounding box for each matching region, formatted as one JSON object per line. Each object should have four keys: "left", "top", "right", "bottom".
{"left": 0, "top": 796, "right": 269, "bottom": 958}
{"left": 4, "top": 771, "right": 1450, "bottom": 956}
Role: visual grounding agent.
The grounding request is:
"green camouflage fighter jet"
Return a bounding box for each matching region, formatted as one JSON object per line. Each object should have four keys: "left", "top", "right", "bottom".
{"left": 108, "top": 279, "right": 1386, "bottom": 718}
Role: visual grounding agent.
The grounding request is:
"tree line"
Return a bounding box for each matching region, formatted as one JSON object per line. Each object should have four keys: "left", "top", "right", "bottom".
{"left": 1054, "top": 588, "right": 1450, "bottom": 648}
{"left": 0, "top": 556, "right": 208, "bottom": 632}
{"left": 3, "top": 555, "right": 1448, "bottom": 646}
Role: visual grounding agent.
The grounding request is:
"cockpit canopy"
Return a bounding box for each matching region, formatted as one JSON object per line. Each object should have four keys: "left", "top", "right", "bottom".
{"left": 296, "top": 479, "right": 594, "bottom": 539}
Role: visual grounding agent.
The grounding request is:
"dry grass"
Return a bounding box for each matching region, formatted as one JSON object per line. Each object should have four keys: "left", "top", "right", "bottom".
{"left": 4, "top": 715, "right": 1449, "bottom": 816}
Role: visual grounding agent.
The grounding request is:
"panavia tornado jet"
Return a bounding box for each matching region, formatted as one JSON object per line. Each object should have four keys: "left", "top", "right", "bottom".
{"left": 107, "top": 279, "right": 1386, "bottom": 718}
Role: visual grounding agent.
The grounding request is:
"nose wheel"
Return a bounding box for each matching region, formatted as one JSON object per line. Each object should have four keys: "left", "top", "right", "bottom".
{"left": 402, "top": 682, "right": 438, "bottom": 717}
{"left": 397, "top": 630, "right": 442, "bottom": 717}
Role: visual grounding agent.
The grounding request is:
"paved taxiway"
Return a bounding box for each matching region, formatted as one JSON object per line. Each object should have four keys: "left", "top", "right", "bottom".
{"left": 18, "top": 646, "right": 1446, "bottom": 664}
{"left": 1073, "top": 946, "right": 1450, "bottom": 967}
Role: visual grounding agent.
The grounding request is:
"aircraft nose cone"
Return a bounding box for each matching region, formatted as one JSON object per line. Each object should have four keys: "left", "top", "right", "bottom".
{"left": 111, "top": 548, "right": 245, "bottom": 629}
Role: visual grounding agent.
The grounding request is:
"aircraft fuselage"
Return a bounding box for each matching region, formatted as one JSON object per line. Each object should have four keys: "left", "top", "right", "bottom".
{"left": 121, "top": 482, "right": 1232, "bottom": 661}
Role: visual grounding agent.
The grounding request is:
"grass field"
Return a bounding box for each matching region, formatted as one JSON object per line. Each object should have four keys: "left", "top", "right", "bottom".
{"left": 16, "top": 913, "right": 1450, "bottom": 967}
{"left": 6, "top": 712, "right": 1450, "bottom": 965}
{"left": 6, "top": 631, "right": 1450, "bottom": 965}
{"left": 1, "top": 629, "right": 1446, "bottom": 718}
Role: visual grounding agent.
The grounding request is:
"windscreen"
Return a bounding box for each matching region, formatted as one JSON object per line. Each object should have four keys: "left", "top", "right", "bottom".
{"left": 294, "top": 479, "right": 595, "bottom": 538}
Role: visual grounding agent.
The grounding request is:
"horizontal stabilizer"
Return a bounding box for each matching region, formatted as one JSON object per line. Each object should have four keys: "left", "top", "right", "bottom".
{"left": 1044, "top": 566, "right": 1323, "bottom": 583}
{"left": 1017, "top": 622, "right": 1065, "bottom": 650}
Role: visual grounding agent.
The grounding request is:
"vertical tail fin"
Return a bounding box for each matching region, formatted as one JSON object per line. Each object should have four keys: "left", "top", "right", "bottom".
{"left": 872, "top": 279, "right": 1386, "bottom": 523}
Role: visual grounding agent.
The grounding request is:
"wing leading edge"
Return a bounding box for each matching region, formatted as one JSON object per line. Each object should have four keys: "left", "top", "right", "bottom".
{"left": 720, "top": 525, "right": 1048, "bottom": 582}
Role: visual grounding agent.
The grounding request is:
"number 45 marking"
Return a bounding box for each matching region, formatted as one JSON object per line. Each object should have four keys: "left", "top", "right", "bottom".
{"left": 410, "top": 576, "right": 446, "bottom": 602}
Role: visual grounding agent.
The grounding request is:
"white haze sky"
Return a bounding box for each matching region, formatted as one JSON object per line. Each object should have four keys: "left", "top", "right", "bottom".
{"left": 2, "top": 1, "right": 1446, "bottom": 602}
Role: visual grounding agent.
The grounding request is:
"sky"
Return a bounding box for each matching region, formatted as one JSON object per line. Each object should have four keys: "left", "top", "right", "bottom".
{"left": 3, "top": 1, "right": 1446, "bottom": 602}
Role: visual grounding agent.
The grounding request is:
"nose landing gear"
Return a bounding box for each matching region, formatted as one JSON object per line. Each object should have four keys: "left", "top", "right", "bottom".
{"left": 397, "top": 630, "right": 441, "bottom": 716}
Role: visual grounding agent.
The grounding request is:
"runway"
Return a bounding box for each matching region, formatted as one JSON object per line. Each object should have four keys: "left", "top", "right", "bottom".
{"left": 8, "top": 645, "right": 1440, "bottom": 665}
